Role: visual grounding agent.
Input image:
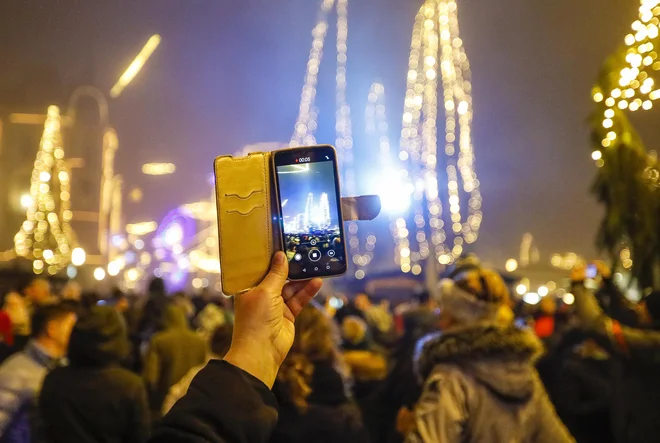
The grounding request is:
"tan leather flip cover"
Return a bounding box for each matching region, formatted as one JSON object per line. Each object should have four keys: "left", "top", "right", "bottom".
{"left": 214, "top": 153, "right": 277, "bottom": 295}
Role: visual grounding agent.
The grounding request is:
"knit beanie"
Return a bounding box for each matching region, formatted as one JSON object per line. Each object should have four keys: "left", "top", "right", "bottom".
{"left": 435, "top": 269, "right": 510, "bottom": 326}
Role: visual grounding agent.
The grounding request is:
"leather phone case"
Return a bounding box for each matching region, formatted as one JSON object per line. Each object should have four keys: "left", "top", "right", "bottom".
{"left": 214, "top": 152, "right": 280, "bottom": 295}
{"left": 215, "top": 151, "right": 381, "bottom": 295}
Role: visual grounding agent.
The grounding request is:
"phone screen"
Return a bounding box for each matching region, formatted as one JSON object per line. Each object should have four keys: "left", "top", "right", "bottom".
{"left": 273, "top": 146, "right": 347, "bottom": 280}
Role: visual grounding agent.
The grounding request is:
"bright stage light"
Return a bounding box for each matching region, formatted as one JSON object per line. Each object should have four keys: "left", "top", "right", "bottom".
{"left": 375, "top": 169, "right": 411, "bottom": 214}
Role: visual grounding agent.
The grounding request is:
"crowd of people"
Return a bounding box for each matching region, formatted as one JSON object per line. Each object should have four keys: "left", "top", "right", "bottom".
{"left": 1, "top": 252, "right": 660, "bottom": 443}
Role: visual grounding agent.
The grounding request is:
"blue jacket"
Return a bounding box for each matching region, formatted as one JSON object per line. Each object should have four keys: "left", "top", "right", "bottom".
{"left": 0, "top": 340, "right": 60, "bottom": 443}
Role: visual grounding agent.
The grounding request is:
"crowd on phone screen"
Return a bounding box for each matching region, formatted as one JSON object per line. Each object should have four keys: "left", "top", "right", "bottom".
{"left": 1, "top": 255, "right": 660, "bottom": 443}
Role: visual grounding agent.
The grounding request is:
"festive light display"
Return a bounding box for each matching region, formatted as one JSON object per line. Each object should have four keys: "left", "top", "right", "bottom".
{"left": 142, "top": 162, "right": 176, "bottom": 175}
{"left": 589, "top": 0, "right": 660, "bottom": 288}
{"left": 14, "top": 106, "right": 77, "bottom": 274}
{"left": 110, "top": 34, "right": 161, "bottom": 98}
{"left": 396, "top": 0, "right": 482, "bottom": 272}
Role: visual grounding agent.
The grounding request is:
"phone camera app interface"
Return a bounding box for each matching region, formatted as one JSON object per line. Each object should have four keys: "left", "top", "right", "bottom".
{"left": 276, "top": 159, "right": 345, "bottom": 278}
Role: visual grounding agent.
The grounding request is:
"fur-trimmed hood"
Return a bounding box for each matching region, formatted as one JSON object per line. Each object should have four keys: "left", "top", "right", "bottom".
{"left": 416, "top": 324, "right": 544, "bottom": 402}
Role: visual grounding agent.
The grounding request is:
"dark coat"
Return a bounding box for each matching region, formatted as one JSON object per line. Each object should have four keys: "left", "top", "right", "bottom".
{"left": 150, "top": 360, "right": 278, "bottom": 443}
{"left": 39, "top": 306, "right": 150, "bottom": 443}
{"left": 143, "top": 306, "right": 206, "bottom": 417}
{"left": 271, "top": 361, "right": 370, "bottom": 443}
{"left": 573, "top": 282, "right": 660, "bottom": 443}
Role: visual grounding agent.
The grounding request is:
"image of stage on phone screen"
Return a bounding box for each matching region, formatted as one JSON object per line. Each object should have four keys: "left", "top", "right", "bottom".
{"left": 276, "top": 160, "right": 346, "bottom": 278}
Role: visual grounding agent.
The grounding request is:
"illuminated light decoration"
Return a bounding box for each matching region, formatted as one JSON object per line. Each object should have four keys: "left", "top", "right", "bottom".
{"left": 126, "top": 221, "right": 158, "bottom": 236}
{"left": 107, "top": 259, "right": 122, "bottom": 276}
{"left": 515, "top": 283, "right": 527, "bottom": 295}
{"left": 523, "top": 292, "right": 541, "bottom": 305}
{"left": 563, "top": 292, "right": 575, "bottom": 305}
{"left": 94, "top": 267, "right": 106, "bottom": 281}
{"left": 66, "top": 264, "right": 77, "bottom": 279}
{"left": 538, "top": 285, "right": 549, "bottom": 297}
{"left": 110, "top": 34, "right": 161, "bottom": 98}
{"left": 71, "top": 247, "right": 86, "bottom": 266}
{"left": 505, "top": 258, "right": 518, "bottom": 272}
{"left": 14, "top": 106, "right": 77, "bottom": 271}
{"left": 397, "top": 0, "right": 482, "bottom": 268}
{"left": 129, "top": 188, "right": 143, "bottom": 203}
{"left": 142, "top": 163, "right": 176, "bottom": 176}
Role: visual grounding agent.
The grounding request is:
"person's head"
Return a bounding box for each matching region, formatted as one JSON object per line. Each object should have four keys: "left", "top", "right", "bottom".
{"left": 112, "top": 289, "right": 129, "bottom": 314}
{"left": 341, "top": 315, "right": 368, "bottom": 348}
{"left": 209, "top": 324, "right": 233, "bottom": 358}
{"left": 436, "top": 268, "right": 512, "bottom": 330}
{"left": 162, "top": 304, "right": 189, "bottom": 330}
{"left": 416, "top": 290, "right": 438, "bottom": 310}
{"left": 67, "top": 305, "right": 129, "bottom": 367}
{"left": 148, "top": 277, "right": 166, "bottom": 297}
{"left": 292, "top": 303, "right": 340, "bottom": 363}
{"left": 24, "top": 278, "right": 51, "bottom": 305}
{"left": 61, "top": 281, "right": 82, "bottom": 301}
{"left": 354, "top": 293, "right": 372, "bottom": 311}
{"left": 31, "top": 302, "right": 77, "bottom": 358}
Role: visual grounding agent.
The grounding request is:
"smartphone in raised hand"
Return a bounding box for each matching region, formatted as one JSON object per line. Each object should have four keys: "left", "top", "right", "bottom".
{"left": 272, "top": 145, "right": 347, "bottom": 280}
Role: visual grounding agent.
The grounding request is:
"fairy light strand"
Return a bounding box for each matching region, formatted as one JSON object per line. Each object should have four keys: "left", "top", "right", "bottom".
{"left": 290, "top": 0, "right": 336, "bottom": 147}
{"left": 14, "top": 106, "right": 76, "bottom": 274}
{"left": 397, "top": 0, "right": 482, "bottom": 272}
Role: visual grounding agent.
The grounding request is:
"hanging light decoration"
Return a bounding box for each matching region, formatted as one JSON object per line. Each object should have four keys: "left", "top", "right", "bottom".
{"left": 397, "top": 0, "right": 482, "bottom": 271}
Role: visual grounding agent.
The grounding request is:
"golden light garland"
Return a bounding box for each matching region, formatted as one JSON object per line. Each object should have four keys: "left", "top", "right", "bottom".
{"left": 14, "top": 106, "right": 77, "bottom": 274}
{"left": 591, "top": 0, "right": 660, "bottom": 166}
{"left": 397, "top": 0, "right": 482, "bottom": 272}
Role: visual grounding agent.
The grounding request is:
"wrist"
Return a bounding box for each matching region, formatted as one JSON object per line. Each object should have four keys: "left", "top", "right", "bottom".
{"left": 223, "top": 337, "right": 280, "bottom": 389}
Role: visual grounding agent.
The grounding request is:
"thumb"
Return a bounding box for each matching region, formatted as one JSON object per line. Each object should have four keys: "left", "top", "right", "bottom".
{"left": 259, "top": 251, "right": 289, "bottom": 293}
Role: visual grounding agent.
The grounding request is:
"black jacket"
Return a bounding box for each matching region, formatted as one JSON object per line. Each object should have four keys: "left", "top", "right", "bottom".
{"left": 40, "top": 366, "right": 150, "bottom": 443}
{"left": 573, "top": 282, "right": 660, "bottom": 443}
{"left": 150, "top": 360, "right": 278, "bottom": 443}
{"left": 40, "top": 306, "right": 150, "bottom": 443}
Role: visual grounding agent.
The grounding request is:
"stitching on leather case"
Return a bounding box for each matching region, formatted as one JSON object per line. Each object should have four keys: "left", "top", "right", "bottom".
{"left": 225, "top": 190, "right": 263, "bottom": 199}
{"left": 226, "top": 205, "right": 264, "bottom": 216}
{"left": 263, "top": 154, "right": 272, "bottom": 260}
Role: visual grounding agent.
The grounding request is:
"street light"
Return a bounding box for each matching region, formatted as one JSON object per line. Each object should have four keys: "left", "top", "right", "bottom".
{"left": 110, "top": 34, "right": 161, "bottom": 98}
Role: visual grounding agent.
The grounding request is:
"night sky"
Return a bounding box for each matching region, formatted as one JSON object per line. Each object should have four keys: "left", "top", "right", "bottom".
{"left": 0, "top": 0, "right": 650, "bottom": 269}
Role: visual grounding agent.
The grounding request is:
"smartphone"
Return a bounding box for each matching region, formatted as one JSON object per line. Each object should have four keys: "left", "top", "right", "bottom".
{"left": 272, "top": 145, "right": 347, "bottom": 280}
{"left": 586, "top": 264, "right": 597, "bottom": 279}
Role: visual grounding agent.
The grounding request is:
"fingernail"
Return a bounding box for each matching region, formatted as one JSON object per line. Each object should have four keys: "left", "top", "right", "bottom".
{"left": 274, "top": 251, "right": 285, "bottom": 265}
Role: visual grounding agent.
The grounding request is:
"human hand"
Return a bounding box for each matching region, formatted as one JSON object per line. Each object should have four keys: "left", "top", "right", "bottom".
{"left": 224, "top": 251, "right": 322, "bottom": 388}
{"left": 395, "top": 407, "right": 416, "bottom": 435}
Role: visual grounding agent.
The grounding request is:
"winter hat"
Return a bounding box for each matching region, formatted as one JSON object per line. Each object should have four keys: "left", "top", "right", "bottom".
{"left": 68, "top": 305, "right": 129, "bottom": 367}
{"left": 436, "top": 269, "right": 511, "bottom": 325}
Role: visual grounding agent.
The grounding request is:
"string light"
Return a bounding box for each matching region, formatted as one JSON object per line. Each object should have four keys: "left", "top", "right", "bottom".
{"left": 592, "top": 0, "right": 660, "bottom": 166}
{"left": 290, "top": 0, "right": 336, "bottom": 147}
{"left": 14, "top": 106, "right": 76, "bottom": 273}
{"left": 110, "top": 34, "right": 161, "bottom": 98}
{"left": 398, "top": 0, "right": 482, "bottom": 269}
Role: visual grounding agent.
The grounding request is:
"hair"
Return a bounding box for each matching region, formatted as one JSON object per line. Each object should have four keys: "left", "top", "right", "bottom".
{"left": 277, "top": 304, "right": 344, "bottom": 412}
{"left": 30, "top": 302, "right": 76, "bottom": 338}
{"left": 416, "top": 290, "right": 431, "bottom": 304}
{"left": 209, "top": 324, "right": 233, "bottom": 357}
{"left": 111, "top": 288, "right": 126, "bottom": 302}
{"left": 148, "top": 277, "right": 166, "bottom": 295}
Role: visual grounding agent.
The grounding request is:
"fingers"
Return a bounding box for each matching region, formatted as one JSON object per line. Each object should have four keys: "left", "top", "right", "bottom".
{"left": 283, "top": 278, "right": 322, "bottom": 320}
{"left": 259, "top": 252, "right": 289, "bottom": 294}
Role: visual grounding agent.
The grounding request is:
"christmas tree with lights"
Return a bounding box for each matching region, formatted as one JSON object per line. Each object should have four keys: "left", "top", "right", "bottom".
{"left": 14, "top": 105, "right": 77, "bottom": 275}
{"left": 589, "top": 1, "right": 660, "bottom": 289}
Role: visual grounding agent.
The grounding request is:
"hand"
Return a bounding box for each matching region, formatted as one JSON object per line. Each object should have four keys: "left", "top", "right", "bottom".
{"left": 395, "top": 407, "right": 416, "bottom": 435}
{"left": 570, "top": 263, "right": 587, "bottom": 282}
{"left": 594, "top": 260, "right": 612, "bottom": 279}
{"left": 224, "top": 252, "right": 322, "bottom": 388}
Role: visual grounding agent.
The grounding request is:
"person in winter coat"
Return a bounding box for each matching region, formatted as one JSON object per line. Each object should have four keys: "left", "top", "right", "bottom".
{"left": 149, "top": 252, "right": 322, "bottom": 443}
{"left": 271, "top": 303, "right": 370, "bottom": 443}
{"left": 409, "top": 269, "right": 574, "bottom": 443}
{"left": 39, "top": 305, "right": 150, "bottom": 443}
{"left": 0, "top": 303, "right": 76, "bottom": 443}
{"left": 572, "top": 264, "right": 660, "bottom": 443}
{"left": 161, "top": 324, "right": 233, "bottom": 415}
{"left": 143, "top": 304, "right": 206, "bottom": 419}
